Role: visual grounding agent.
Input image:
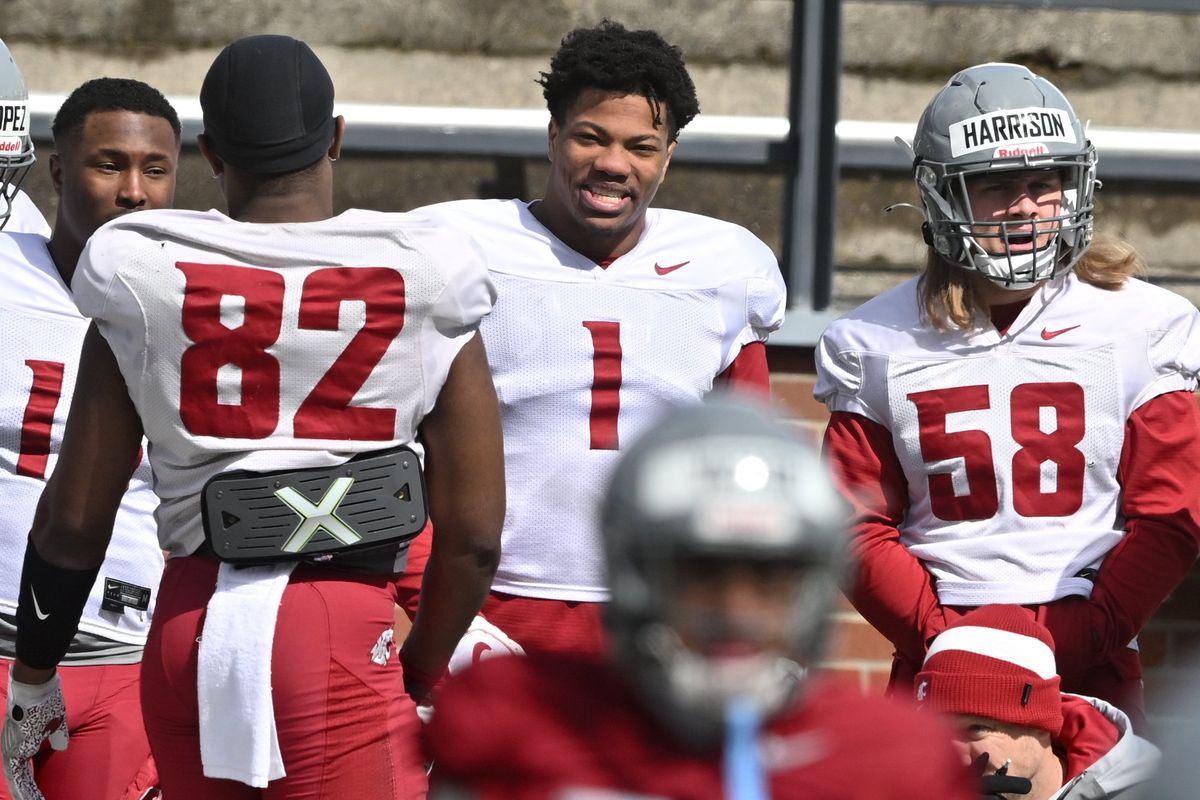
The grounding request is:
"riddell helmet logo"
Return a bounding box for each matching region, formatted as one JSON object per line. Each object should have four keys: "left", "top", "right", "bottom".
{"left": 994, "top": 144, "right": 1048, "bottom": 159}
{"left": 0, "top": 137, "right": 23, "bottom": 153}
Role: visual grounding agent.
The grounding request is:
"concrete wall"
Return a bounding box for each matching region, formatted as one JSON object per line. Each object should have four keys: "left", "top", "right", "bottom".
{"left": 3, "top": 0, "right": 1197, "bottom": 717}
{"left": 7, "top": 1, "right": 1199, "bottom": 310}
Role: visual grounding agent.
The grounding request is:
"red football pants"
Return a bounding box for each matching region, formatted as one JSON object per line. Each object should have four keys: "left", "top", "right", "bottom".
{"left": 0, "top": 660, "right": 150, "bottom": 800}
{"left": 141, "top": 555, "right": 427, "bottom": 799}
{"left": 395, "top": 525, "right": 609, "bottom": 659}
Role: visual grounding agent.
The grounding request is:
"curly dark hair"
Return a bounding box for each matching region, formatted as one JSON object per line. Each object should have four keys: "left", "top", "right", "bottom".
{"left": 52, "top": 77, "right": 181, "bottom": 148}
{"left": 538, "top": 20, "right": 700, "bottom": 141}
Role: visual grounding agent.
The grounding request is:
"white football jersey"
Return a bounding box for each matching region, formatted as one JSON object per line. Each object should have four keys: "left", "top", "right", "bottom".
{"left": 4, "top": 190, "right": 51, "bottom": 237}
{"left": 816, "top": 272, "right": 1200, "bottom": 605}
{"left": 73, "top": 208, "right": 495, "bottom": 556}
{"left": 414, "top": 200, "right": 787, "bottom": 601}
{"left": 0, "top": 232, "right": 161, "bottom": 644}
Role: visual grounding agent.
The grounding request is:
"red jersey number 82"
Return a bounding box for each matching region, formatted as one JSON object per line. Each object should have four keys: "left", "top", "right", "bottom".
{"left": 177, "top": 261, "right": 405, "bottom": 441}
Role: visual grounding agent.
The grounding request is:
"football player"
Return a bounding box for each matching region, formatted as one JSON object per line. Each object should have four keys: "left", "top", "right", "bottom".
{"left": 815, "top": 62, "right": 1200, "bottom": 731}
{"left": 3, "top": 35, "right": 504, "bottom": 799}
{"left": 426, "top": 398, "right": 978, "bottom": 799}
{"left": 0, "top": 65, "right": 180, "bottom": 800}
{"left": 398, "top": 19, "right": 786, "bottom": 663}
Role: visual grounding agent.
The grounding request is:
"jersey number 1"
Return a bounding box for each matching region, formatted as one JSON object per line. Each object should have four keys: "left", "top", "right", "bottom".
{"left": 583, "top": 321, "right": 621, "bottom": 450}
{"left": 16, "top": 360, "right": 65, "bottom": 479}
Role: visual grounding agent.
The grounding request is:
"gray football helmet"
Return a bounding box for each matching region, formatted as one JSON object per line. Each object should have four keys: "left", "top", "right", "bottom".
{"left": 0, "top": 39, "right": 33, "bottom": 229}
{"left": 601, "top": 396, "right": 847, "bottom": 749}
{"left": 912, "top": 62, "right": 1095, "bottom": 287}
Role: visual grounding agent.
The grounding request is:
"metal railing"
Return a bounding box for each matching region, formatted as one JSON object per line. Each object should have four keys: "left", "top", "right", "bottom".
{"left": 29, "top": 94, "right": 1199, "bottom": 180}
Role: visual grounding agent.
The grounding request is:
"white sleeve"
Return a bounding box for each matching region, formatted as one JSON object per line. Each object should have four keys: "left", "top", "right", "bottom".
{"left": 71, "top": 225, "right": 126, "bottom": 319}
{"left": 1133, "top": 299, "right": 1200, "bottom": 409}
{"left": 814, "top": 318, "right": 883, "bottom": 423}
{"left": 713, "top": 232, "right": 786, "bottom": 375}
{"left": 421, "top": 225, "right": 497, "bottom": 337}
{"left": 744, "top": 239, "right": 787, "bottom": 341}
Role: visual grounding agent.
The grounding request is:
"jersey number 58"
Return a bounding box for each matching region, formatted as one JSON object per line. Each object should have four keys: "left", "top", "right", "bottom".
{"left": 908, "top": 382, "right": 1086, "bottom": 521}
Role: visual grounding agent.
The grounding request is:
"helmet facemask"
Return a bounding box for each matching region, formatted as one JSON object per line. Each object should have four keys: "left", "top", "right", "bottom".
{"left": 918, "top": 153, "right": 1095, "bottom": 288}
{"left": 0, "top": 152, "right": 34, "bottom": 229}
{"left": 629, "top": 555, "right": 837, "bottom": 746}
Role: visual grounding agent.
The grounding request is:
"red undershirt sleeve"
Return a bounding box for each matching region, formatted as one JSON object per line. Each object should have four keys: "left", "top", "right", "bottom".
{"left": 714, "top": 341, "right": 771, "bottom": 397}
{"left": 823, "top": 410, "right": 949, "bottom": 664}
{"left": 1042, "top": 390, "right": 1200, "bottom": 674}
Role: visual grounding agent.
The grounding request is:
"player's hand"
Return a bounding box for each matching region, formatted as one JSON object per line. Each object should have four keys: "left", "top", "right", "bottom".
{"left": 448, "top": 614, "right": 525, "bottom": 675}
{"left": 1039, "top": 596, "right": 1104, "bottom": 676}
{"left": 3, "top": 672, "right": 68, "bottom": 800}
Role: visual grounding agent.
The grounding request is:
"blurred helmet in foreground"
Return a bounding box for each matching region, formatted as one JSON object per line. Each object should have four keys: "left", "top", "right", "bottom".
{"left": 602, "top": 396, "right": 847, "bottom": 748}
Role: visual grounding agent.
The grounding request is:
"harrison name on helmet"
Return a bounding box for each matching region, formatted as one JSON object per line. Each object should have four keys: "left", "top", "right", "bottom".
{"left": 950, "top": 107, "right": 1075, "bottom": 158}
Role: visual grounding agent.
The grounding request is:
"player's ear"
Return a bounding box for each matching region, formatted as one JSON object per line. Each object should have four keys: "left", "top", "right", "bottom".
{"left": 327, "top": 116, "right": 345, "bottom": 162}
{"left": 546, "top": 118, "right": 559, "bottom": 162}
{"left": 196, "top": 134, "right": 223, "bottom": 179}
{"left": 49, "top": 152, "right": 63, "bottom": 196}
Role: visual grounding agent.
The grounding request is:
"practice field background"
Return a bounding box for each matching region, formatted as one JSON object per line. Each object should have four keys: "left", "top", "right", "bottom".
{"left": 3, "top": 0, "right": 1198, "bottom": 726}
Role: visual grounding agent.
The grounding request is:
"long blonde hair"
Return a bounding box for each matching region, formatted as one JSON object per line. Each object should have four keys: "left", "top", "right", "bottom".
{"left": 918, "top": 234, "right": 1145, "bottom": 332}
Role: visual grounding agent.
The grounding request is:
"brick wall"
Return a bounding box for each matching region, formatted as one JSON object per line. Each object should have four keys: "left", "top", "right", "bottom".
{"left": 768, "top": 347, "right": 1200, "bottom": 720}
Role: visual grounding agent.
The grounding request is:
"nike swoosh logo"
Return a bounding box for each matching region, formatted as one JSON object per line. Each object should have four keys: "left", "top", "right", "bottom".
{"left": 30, "top": 587, "right": 49, "bottom": 621}
{"left": 1041, "top": 325, "right": 1080, "bottom": 341}
{"left": 654, "top": 261, "right": 690, "bottom": 275}
{"left": 472, "top": 641, "right": 493, "bottom": 665}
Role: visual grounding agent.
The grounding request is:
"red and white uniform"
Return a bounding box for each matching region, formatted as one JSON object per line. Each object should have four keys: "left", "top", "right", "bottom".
{"left": 74, "top": 207, "right": 495, "bottom": 798}
{"left": 74, "top": 208, "right": 491, "bottom": 557}
{"left": 402, "top": 199, "right": 784, "bottom": 653}
{"left": 426, "top": 654, "right": 978, "bottom": 800}
{"left": 815, "top": 272, "right": 1200, "bottom": 719}
{"left": 0, "top": 231, "right": 162, "bottom": 799}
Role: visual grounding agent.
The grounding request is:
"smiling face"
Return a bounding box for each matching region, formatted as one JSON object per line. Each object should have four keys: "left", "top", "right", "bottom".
{"left": 964, "top": 169, "right": 1064, "bottom": 256}
{"left": 535, "top": 88, "right": 676, "bottom": 262}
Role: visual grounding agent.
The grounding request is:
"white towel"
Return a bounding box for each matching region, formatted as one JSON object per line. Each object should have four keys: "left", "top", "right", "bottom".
{"left": 198, "top": 560, "right": 296, "bottom": 787}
